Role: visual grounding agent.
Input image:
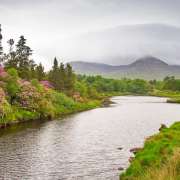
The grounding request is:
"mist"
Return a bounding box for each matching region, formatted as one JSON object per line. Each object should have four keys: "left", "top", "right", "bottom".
{"left": 0, "top": 0, "right": 180, "bottom": 68}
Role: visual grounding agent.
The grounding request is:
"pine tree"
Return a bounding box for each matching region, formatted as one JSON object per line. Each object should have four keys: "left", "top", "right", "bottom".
{"left": 53, "top": 57, "right": 58, "bottom": 70}
{"left": 7, "top": 39, "right": 14, "bottom": 53}
{"left": 35, "top": 63, "right": 45, "bottom": 80}
{"left": 49, "top": 57, "right": 60, "bottom": 90}
{"left": 59, "top": 62, "right": 65, "bottom": 91}
{"left": 65, "top": 63, "right": 75, "bottom": 95}
{"left": 15, "top": 35, "right": 33, "bottom": 79}
{"left": 4, "top": 38, "right": 17, "bottom": 69}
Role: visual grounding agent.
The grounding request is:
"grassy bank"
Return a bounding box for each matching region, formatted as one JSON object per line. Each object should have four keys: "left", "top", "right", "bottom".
{"left": 150, "top": 89, "right": 180, "bottom": 103}
{"left": 0, "top": 78, "right": 122, "bottom": 128}
{"left": 0, "top": 99, "right": 101, "bottom": 128}
{"left": 120, "top": 122, "right": 180, "bottom": 180}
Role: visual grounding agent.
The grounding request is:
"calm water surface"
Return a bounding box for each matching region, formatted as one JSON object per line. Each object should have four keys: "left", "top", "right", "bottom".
{"left": 0, "top": 96, "right": 180, "bottom": 180}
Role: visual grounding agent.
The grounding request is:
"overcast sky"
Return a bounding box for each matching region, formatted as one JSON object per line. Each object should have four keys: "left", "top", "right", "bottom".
{"left": 0, "top": 0, "right": 180, "bottom": 68}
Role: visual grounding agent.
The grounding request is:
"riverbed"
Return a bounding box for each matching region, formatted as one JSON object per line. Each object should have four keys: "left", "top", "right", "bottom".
{"left": 0, "top": 96, "right": 180, "bottom": 180}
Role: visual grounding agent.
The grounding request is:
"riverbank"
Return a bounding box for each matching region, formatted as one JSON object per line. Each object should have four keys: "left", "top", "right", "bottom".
{"left": 0, "top": 90, "right": 119, "bottom": 129}
{"left": 149, "top": 90, "right": 180, "bottom": 103}
{"left": 120, "top": 122, "right": 180, "bottom": 180}
{"left": 0, "top": 98, "right": 103, "bottom": 129}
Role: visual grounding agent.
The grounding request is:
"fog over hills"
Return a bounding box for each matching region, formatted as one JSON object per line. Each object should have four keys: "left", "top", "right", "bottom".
{"left": 64, "top": 23, "right": 180, "bottom": 65}
{"left": 70, "top": 56, "right": 180, "bottom": 80}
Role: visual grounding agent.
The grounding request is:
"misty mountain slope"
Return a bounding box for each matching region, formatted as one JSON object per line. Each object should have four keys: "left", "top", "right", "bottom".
{"left": 70, "top": 61, "right": 115, "bottom": 74}
{"left": 70, "top": 56, "right": 180, "bottom": 80}
{"left": 63, "top": 24, "right": 180, "bottom": 65}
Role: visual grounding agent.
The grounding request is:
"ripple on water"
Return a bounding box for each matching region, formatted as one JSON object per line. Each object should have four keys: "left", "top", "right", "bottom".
{"left": 0, "top": 96, "right": 180, "bottom": 179}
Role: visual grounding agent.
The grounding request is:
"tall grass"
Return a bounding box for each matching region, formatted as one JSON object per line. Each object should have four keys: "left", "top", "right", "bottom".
{"left": 144, "top": 148, "right": 180, "bottom": 180}
{"left": 120, "top": 122, "right": 180, "bottom": 180}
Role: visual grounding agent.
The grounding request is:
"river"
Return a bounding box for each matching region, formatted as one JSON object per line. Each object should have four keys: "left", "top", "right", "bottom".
{"left": 0, "top": 96, "right": 180, "bottom": 180}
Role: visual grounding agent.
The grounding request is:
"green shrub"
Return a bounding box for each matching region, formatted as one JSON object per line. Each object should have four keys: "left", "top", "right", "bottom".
{"left": 0, "top": 87, "right": 12, "bottom": 122}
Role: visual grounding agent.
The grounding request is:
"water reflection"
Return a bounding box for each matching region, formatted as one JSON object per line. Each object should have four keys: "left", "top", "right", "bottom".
{"left": 0, "top": 96, "right": 180, "bottom": 180}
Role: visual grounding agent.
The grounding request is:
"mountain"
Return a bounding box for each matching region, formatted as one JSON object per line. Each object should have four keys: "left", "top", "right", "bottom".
{"left": 62, "top": 24, "right": 180, "bottom": 65}
{"left": 70, "top": 56, "right": 180, "bottom": 80}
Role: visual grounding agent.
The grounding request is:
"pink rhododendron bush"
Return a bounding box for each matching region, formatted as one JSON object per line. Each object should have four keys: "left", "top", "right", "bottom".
{"left": 0, "top": 68, "right": 100, "bottom": 126}
{"left": 17, "top": 80, "right": 41, "bottom": 111}
{"left": 17, "top": 80, "right": 56, "bottom": 118}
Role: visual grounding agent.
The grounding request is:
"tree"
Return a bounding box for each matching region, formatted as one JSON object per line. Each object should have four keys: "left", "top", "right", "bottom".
{"left": 35, "top": 63, "right": 45, "bottom": 80}
{"left": 15, "top": 35, "right": 33, "bottom": 79}
{"left": 74, "top": 81, "right": 88, "bottom": 97}
{"left": 4, "top": 38, "right": 17, "bottom": 69}
{"left": 4, "top": 36, "right": 34, "bottom": 79}
{"left": 64, "top": 63, "right": 75, "bottom": 95}
{"left": 53, "top": 57, "right": 58, "bottom": 70}
{"left": 59, "top": 63, "right": 65, "bottom": 91}
{"left": 49, "top": 57, "right": 60, "bottom": 90}
{"left": 163, "top": 76, "right": 180, "bottom": 91}
{"left": 128, "top": 79, "right": 150, "bottom": 94}
{"left": 7, "top": 39, "right": 14, "bottom": 53}
{"left": 5, "top": 68, "right": 20, "bottom": 105}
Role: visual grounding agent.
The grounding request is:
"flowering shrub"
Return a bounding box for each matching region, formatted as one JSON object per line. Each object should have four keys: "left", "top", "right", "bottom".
{"left": 40, "top": 80, "right": 54, "bottom": 89}
{"left": 0, "top": 65, "right": 8, "bottom": 78}
{"left": 0, "top": 81, "right": 6, "bottom": 89}
{"left": 0, "top": 87, "right": 12, "bottom": 119}
{"left": 17, "top": 80, "right": 55, "bottom": 118}
{"left": 17, "top": 81, "right": 41, "bottom": 111}
{"left": 37, "top": 98, "right": 55, "bottom": 118}
{"left": 0, "top": 65, "right": 4, "bottom": 73}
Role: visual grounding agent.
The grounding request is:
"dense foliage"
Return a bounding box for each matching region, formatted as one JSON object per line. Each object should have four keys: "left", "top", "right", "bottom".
{"left": 0, "top": 27, "right": 102, "bottom": 125}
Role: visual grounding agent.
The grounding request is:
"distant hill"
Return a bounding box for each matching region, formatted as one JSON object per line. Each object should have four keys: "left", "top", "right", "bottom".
{"left": 70, "top": 56, "right": 180, "bottom": 80}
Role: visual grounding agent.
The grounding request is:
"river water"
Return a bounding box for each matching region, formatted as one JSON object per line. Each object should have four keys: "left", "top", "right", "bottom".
{"left": 0, "top": 96, "right": 180, "bottom": 180}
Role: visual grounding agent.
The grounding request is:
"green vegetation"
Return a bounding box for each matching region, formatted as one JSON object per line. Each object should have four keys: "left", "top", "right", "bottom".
{"left": 120, "top": 122, "right": 180, "bottom": 180}
{"left": 0, "top": 28, "right": 105, "bottom": 127}
{"left": 149, "top": 77, "right": 180, "bottom": 102}
{"left": 1, "top": 26, "right": 180, "bottom": 128}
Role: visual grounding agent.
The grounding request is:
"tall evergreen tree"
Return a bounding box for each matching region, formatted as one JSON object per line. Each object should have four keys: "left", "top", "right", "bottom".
{"left": 65, "top": 63, "right": 75, "bottom": 94}
{"left": 53, "top": 57, "right": 58, "bottom": 70}
{"left": 35, "top": 63, "right": 45, "bottom": 80}
{"left": 59, "top": 62, "right": 65, "bottom": 91}
{"left": 7, "top": 39, "right": 14, "bottom": 53}
{"left": 49, "top": 57, "right": 61, "bottom": 90}
{"left": 4, "top": 38, "right": 17, "bottom": 69}
{"left": 15, "top": 36, "right": 33, "bottom": 79}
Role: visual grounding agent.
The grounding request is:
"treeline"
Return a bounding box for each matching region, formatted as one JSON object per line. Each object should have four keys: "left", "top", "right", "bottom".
{"left": 0, "top": 30, "right": 153, "bottom": 99}
{"left": 76, "top": 75, "right": 151, "bottom": 97}
{"left": 1, "top": 35, "right": 75, "bottom": 94}
{"left": 0, "top": 27, "right": 101, "bottom": 125}
{"left": 1, "top": 30, "right": 180, "bottom": 98}
{"left": 1, "top": 33, "right": 180, "bottom": 98}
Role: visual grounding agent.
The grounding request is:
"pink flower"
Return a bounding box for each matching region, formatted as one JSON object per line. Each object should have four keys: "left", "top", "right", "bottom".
{"left": 40, "top": 80, "right": 54, "bottom": 89}
{"left": 0, "top": 65, "right": 8, "bottom": 78}
{"left": 0, "top": 65, "right": 5, "bottom": 73}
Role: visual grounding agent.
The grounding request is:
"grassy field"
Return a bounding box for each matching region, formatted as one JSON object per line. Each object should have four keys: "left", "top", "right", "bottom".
{"left": 120, "top": 122, "right": 180, "bottom": 180}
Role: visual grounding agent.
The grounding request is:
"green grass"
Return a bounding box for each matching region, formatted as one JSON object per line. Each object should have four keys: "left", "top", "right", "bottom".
{"left": 0, "top": 99, "right": 101, "bottom": 126}
{"left": 150, "top": 89, "right": 180, "bottom": 104}
{"left": 120, "top": 122, "right": 180, "bottom": 180}
{"left": 0, "top": 107, "right": 40, "bottom": 124}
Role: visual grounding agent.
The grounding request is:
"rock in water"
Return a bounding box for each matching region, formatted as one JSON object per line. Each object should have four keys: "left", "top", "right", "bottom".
{"left": 159, "top": 124, "right": 167, "bottom": 131}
